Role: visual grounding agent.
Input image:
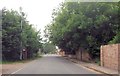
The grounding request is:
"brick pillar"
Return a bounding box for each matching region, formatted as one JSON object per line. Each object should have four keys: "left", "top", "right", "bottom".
{"left": 100, "top": 45, "right": 103, "bottom": 66}
{"left": 118, "top": 44, "right": 120, "bottom": 73}
{"left": 100, "top": 44, "right": 120, "bottom": 71}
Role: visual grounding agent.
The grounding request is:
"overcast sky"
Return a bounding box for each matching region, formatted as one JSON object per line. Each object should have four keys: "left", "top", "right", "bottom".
{"left": 0, "top": 0, "right": 118, "bottom": 35}
{"left": 0, "top": 0, "right": 64, "bottom": 36}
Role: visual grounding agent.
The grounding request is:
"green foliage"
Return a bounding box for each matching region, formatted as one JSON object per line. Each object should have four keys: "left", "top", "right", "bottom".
{"left": 109, "top": 2, "right": 120, "bottom": 44}
{"left": 2, "top": 8, "right": 42, "bottom": 60}
{"left": 109, "top": 32, "right": 120, "bottom": 44}
{"left": 42, "top": 42, "right": 56, "bottom": 54}
{"left": 46, "top": 2, "right": 119, "bottom": 58}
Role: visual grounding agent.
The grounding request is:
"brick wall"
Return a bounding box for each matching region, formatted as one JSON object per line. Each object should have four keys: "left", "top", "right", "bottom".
{"left": 101, "top": 44, "right": 120, "bottom": 71}
{"left": 119, "top": 44, "right": 120, "bottom": 72}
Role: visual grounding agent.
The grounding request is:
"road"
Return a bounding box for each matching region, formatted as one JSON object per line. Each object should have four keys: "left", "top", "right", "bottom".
{"left": 12, "top": 54, "right": 98, "bottom": 74}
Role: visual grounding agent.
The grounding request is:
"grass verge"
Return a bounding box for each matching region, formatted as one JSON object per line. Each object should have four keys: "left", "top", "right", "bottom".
{"left": 1, "top": 55, "right": 42, "bottom": 64}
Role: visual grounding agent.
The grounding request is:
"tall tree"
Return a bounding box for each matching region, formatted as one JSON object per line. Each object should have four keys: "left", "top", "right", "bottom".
{"left": 46, "top": 2, "right": 119, "bottom": 58}
{"left": 2, "top": 8, "right": 42, "bottom": 60}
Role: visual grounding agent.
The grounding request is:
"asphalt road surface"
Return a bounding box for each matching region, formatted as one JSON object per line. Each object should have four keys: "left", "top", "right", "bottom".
{"left": 13, "top": 54, "right": 98, "bottom": 74}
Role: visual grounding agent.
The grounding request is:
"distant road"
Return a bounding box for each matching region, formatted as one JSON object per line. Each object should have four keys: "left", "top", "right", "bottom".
{"left": 13, "top": 54, "right": 98, "bottom": 74}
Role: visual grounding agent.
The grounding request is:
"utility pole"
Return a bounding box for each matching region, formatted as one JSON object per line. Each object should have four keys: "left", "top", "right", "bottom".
{"left": 19, "top": 7, "right": 23, "bottom": 60}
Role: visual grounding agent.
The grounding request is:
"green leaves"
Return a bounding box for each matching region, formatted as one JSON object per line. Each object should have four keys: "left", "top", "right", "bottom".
{"left": 46, "top": 2, "right": 119, "bottom": 58}
{"left": 2, "top": 9, "right": 42, "bottom": 60}
{"left": 42, "top": 42, "right": 56, "bottom": 54}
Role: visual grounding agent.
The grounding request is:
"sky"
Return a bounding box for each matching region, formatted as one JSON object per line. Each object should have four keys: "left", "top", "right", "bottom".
{"left": 0, "top": 0, "right": 64, "bottom": 36}
{"left": 0, "top": 0, "right": 118, "bottom": 35}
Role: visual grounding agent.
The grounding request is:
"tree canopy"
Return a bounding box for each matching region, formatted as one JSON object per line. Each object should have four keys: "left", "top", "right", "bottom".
{"left": 2, "top": 8, "right": 42, "bottom": 60}
{"left": 42, "top": 42, "right": 56, "bottom": 54}
{"left": 46, "top": 2, "right": 119, "bottom": 58}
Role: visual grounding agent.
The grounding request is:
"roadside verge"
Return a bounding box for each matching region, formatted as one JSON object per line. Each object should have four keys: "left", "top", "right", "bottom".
{"left": 63, "top": 56, "right": 119, "bottom": 76}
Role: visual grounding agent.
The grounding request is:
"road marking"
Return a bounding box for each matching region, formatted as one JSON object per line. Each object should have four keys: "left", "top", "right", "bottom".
{"left": 65, "top": 58, "right": 102, "bottom": 74}
{"left": 74, "top": 62, "right": 102, "bottom": 74}
{"left": 11, "top": 67, "right": 24, "bottom": 74}
{"left": 11, "top": 59, "right": 37, "bottom": 74}
{"left": 79, "top": 64, "right": 100, "bottom": 73}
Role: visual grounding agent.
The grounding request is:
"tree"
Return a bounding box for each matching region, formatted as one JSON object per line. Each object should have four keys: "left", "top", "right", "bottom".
{"left": 42, "top": 42, "right": 56, "bottom": 54}
{"left": 46, "top": 2, "right": 119, "bottom": 58}
{"left": 2, "top": 8, "right": 42, "bottom": 60}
